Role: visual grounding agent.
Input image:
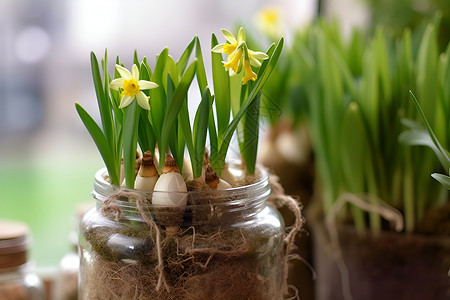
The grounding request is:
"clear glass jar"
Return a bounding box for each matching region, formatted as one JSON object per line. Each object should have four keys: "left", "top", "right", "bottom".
{"left": 53, "top": 203, "right": 94, "bottom": 300}
{"left": 79, "top": 165, "right": 286, "bottom": 300}
{"left": 0, "top": 220, "right": 45, "bottom": 300}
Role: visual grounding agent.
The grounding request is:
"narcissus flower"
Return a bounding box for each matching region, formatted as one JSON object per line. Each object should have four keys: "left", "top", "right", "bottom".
{"left": 212, "top": 27, "right": 269, "bottom": 84}
{"left": 110, "top": 64, "right": 158, "bottom": 110}
{"left": 242, "top": 58, "right": 257, "bottom": 85}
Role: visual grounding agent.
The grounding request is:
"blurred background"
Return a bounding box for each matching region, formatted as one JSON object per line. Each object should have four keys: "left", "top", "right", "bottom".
{"left": 1, "top": 0, "right": 448, "bottom": 293}
{"left": 0, "top": 0, "right": 320, "bottom": 269}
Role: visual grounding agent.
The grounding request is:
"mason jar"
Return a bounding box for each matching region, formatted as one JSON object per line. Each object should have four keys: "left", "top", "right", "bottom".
{"left": 0, "top": 220, "right": 45, "bottom": 300}
{"left": 79, "top": 164, "right": 286, "bottom": 300}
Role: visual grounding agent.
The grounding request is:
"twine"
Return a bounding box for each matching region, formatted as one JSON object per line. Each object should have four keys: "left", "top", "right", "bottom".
{"left": 268, "top": 174, "right": 304, "bottom": 299}
{"left": 101, "top": 190, "right": 170, "bottom": 293}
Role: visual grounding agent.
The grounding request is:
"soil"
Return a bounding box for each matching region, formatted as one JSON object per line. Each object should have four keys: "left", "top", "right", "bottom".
{"left": 79, "top": 210, "right": 285, "bottom": 300}
{"left": 312, "top": 221, "right": 450, "bottom": 300}
{"left": 416, "top": 202, "right": 450, "bottom": 235}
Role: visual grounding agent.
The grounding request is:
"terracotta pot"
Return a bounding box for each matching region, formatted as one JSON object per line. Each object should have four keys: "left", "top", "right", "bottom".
{"left": 312, "top": 222, "right": 450, "bottom": 300}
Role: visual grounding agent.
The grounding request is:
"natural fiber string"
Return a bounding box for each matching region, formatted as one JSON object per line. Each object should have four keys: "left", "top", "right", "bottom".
{"left": 101, "top": 190, "right": 170, "bottom": 293}
{"left": 268, "top": 174, "right": 303, "bottom": 300}
{"left": 325, "top": 193, "right": 404, "bottom": 300}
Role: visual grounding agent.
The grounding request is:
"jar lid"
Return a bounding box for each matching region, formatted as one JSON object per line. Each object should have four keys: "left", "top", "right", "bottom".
{"left": 0, "top": 220, "right": 29, "bottom": 268}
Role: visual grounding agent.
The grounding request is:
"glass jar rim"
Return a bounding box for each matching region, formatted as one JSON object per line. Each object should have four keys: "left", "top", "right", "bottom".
{"left": 92, "top": 162, "right": 271, "bottom": 211}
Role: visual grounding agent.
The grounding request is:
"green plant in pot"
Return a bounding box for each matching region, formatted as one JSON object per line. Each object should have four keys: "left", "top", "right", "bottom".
{"left": 75, "top": 28, "right": 303, "bottom": 300}
{"left": 241, "top": 7, "right": 317, "bottom": 300}
{"left": 294, "top": 17, "right": 450, "bottom": 300}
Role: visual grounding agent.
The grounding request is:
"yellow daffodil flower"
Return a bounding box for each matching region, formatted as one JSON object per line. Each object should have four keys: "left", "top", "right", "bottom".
{"left": 212, "top": 27, "right": 269, "bottom": 85}
{"left": 254, "top": 7, "right": 283, "bottom": 41}
{"left": 223, "top": 43, "right": 244, "bottom": 74}
{"left": 212, "top": 27, "right": 246, "bottom": 55}
{"left": 242, "top": 58, "right": 257, "bottom": 85}
{"left": 110, "top": 64, "right": 158, "bottom": 110}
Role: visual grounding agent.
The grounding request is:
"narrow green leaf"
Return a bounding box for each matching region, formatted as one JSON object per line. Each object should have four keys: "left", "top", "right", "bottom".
{"left": 163, "top": 55, "right": 179, "bottom": 90}
{"left": 431, "top": 173, "right": 450, "bottom": 189}
{"left": 75, "top": 103, "right": 119, "bottom": 185}
{"left": 166, "top": 74, "right": 183, "bottom": 170}
{"left": 179, "top": 100, "right": 195, "bottom": 171}
{"left": 122, "top": 100, "right": 140, "bottom": 189}
{"left": 216, "top": 37, "right": 284, "bottom": 173}
{"left": 177, "top": 37, "right": 196, "bottom": 76}
{"left": 133, "top": 49, "right": 139, "bottom": 68}
{"left": 195, "top": 36, "right": 208, "bottom": 95}
{"left": 241, "top": 91, "right": 261, "bottom": 175}
{"left": 159, "top": 60, "right": 198, "bottom": 170}
{"left": 150, "top": 47, "right": 169, "bottom": 145}
{"left": 143, "top": 57, "right": 153, "bottom": 79}
{"left": 192, "top": 87, "right": 211, "bottom": 178}
{"left": 340, "top": 102, "right": 369, "bottom": 230}
{"left": 137, "top": 109, "right": 156, "bottom": 153}
{"left": 211, "top": 33, "right": 230, "bottom": 140}
{"left": 408, "top": 92, "right": 450, "bottom": 170}
{"left": 91, "top": 52, "right": 114, "bottom": 151}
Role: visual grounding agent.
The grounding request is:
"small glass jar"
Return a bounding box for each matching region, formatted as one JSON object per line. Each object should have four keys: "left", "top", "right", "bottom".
{"left": 79, "top": 164, "right": 286, "bottom": 300}
{"left": 0, "top": 220, "right": 45, "bottom": 300}
{"left": 53, "top": 203, "right": 94, "bottom": 300}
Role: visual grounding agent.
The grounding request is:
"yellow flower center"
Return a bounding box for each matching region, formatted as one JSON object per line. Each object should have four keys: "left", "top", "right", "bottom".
{"left": 223, "top": 43, "right": 237, "bottom": 55}
{"left": 121, "top": 78, "right": 140, "bottom": 98}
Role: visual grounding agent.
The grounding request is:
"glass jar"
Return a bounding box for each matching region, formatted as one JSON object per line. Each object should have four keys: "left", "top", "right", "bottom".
{"left": 0, "top": 220, "right": 45, "bottom": 300}
{"left": 53, "top": 202, "right": 94, "bottom": 300}
{"left": 79, "top": 165, "right": 286, "bottom": 300}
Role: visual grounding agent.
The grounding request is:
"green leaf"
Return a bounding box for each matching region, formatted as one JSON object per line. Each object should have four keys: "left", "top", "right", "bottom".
{"left": 143, "top": 56, "right": 153, "bottom": 79}
{"left": 91, "top": 52, "right": 114, "bottom": 151}
{"left": 163, "top": 55, "right": 179, "bottom": 90}
{"left": 192, "top": 87, "right": 211, "bottom": 178}
{"left": 122, "top": 100, "right": 140, "bottom": 189}
{"left": 340, "top": 102, "right": 370, "bottom": 229}
{"left": 340, "top": 102, "right": 369, "bottom": 193}
{"left": 241, "top": 91, "right": 261, "bottom": 175}
{"left": 431, "top": 173, "right": 450, "bottom": 189}
{"left": 159, "top": 59, "right": 198, "bottom": 170}
{"left": 195, "top": 36, "right": 208, "bottom": 95}
{"left": 150, "top": 48, "right": 169, "bottom": 145}
{"left": 407, "top": 92, "right": 450, "bottom": 171}
{"left": 211, "top": 33, "right": 230, "bottom": 140}
{"left": 166, "top": 74, "right": 183, "bottom": 170}
{"left": 177, "top": 37, "right": 195, "bottom": 76}
{"left": 75, "top": 103, "right": 119, "bottom": 185}
{"left": 133, "top": 49, "right": 139, "bottom": 68}
{"left": 216, "top": 37, "right": 284, "bottom": 173}
{"left": 137, "top": 109, "right": 156, "bottom": 154}
{"left": 179, "top": 100, "right": 195, "bottom": 171}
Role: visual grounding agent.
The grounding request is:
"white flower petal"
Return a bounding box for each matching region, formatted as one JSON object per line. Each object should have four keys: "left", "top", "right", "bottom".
{"left": 211, "top": 44, "right": 225, "bottom": 53}
{"left": 237, "top": 27, "right": 246, "bottom": 43}
{"left": 136, "top": 92, "right": 150, "bottom": 110}
{"left": 132, "top": 64, "right": 140, "bottom": 81}
{"left": 119, "top": 95, "right": 133, "bottom": 108}
{"left": 250, "top": 50, "right": 269, "bottom": 60}
{"left": 138, "top": 80, "right": 159, "bottom": 90}
{"left": 250, "top": 57, "right": 262, "bottom": 68}
{"left": 221, "top": 29, "right": 236, "bottom": 44}
{"left": 110, "top": 78, "right": 124, "bottom": 90}
{"left": 116, "top": 65, "right": 132, "bottom": 79}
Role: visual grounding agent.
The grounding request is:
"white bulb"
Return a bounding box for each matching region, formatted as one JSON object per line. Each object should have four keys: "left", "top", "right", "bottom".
{"left": 135, "top": 174, "right": 158, "bottom": 191}
{"left": 153, "top": 172, "right": 187, "bottom": 207}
